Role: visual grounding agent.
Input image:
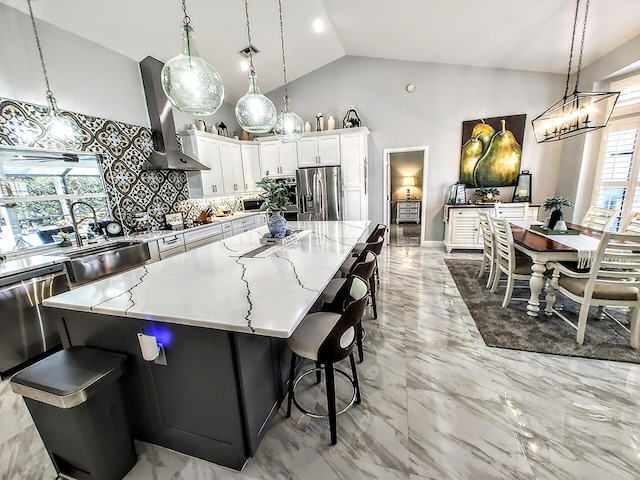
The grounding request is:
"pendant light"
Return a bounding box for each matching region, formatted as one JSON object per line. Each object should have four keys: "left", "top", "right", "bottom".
{"left": 235, "top": 0, "right": 277, "bottom": 134}
{"left": 532, "top": 0, "right": 619, "bottom": 143}
{"left": 273, "top": 0, "right": 304, "bottom": 143}
{"left": 161, "top": 0, "right": 224, "bottom": 116}
{"left": 27, "top": 0, "right": 82, "bottom": 149}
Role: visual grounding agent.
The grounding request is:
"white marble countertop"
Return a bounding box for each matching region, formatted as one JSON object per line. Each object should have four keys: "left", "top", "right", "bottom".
{"left": 43, "top": 221, "right": 370, "bottom": 338}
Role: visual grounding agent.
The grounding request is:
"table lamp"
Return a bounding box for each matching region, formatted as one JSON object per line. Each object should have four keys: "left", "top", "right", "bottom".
{"left": 402, "top": 176, "right": 415, "bottom": 200}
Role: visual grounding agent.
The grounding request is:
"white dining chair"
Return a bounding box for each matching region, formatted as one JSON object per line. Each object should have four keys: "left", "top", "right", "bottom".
{"left": 477, "top": 211, "right": 497, "bottom": 289}
{"left": 620, "top": 212, "right": 640, "bottom": 234}
{"left": 581, "top": 206, "right": 618, "bottom": 231}
{"left": 493, "top": 202, "right": 532, "bottom": 221}
{"left": 546, "top": 232, "right": 640, "bottom": 348}
{"left": 489, "top": 216, "right": 536, "bottom": 308}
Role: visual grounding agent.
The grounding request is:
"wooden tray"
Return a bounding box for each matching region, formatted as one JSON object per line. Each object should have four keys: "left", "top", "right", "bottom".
{"left": 530, "top": 225, "right": 580, "bottom": 235}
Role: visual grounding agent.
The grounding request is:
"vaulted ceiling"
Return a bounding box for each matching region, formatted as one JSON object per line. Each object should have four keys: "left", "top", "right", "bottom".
{"left": 4, "top": 0, "right": 640, "bottom": 102}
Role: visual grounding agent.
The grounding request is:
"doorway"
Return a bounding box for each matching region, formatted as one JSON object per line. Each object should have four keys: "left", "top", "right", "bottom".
{"left": 382, "top": 146, "right": 429, "bottom": 247}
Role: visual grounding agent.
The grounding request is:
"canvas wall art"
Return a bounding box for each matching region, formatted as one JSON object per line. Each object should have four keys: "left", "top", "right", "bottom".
{"left": 459, "top": 114, "right": 526, "bottom": 187}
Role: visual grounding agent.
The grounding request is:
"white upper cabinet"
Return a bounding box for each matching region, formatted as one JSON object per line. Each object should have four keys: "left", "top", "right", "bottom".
{"left": 181, "top": 130, "right": 259, "bottom": 198}
{"left": 240, "top": 144, "right": 261, "bottom": 192}
{"left": 219, "top": 142, "right": 245, "bottom": 194}
{"left": 260, "top": 141, "right": 281, "bottom": 178}
{"left": 297, "top": 134, "right": 341, "bottom": 167}
{"left": 181, "top": 133, "right": 224, "bottom": 197}
{"left": 259, "top": 140, "right": 297, "bottom": 178}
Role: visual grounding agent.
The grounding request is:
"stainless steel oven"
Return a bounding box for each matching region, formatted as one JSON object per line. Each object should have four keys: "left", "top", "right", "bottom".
{"left": 0, "top": 264, "right": 69, "bottom": 378}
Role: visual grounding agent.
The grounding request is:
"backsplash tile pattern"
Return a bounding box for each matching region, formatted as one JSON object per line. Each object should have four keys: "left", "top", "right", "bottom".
{"left": 0, "top": 97, "right": 193, "bottom": 231}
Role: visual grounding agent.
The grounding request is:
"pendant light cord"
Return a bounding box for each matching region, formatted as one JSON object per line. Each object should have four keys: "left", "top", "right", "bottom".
{"left": 278, "top": 0, "right": 289, "bottom": 97}
{"left": 573, "top": 0, "right": 589, "bottom": 93}
{"left": 26, "top": 0, "right": 53, "bottom": 98}
{"left": 244, "top": 0, "right": 256, "bottom": 74}
{"left": 563, "top": 0, "right": 580, "bottom": 98}
{"left": 181, "top": 0, "right": 192, "bottom": 58}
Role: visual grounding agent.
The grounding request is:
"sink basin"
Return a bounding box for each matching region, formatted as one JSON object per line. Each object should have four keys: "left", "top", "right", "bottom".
{"left": 59, "top": 241, "right": 151, "bottom": 286}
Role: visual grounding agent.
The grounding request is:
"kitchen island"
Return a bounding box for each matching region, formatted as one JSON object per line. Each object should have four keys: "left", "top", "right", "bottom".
{"left": 42, "top": 220, "right": 369, "bottom": 470}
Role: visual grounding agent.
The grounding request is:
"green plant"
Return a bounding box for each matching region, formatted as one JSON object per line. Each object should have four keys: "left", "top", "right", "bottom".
{"left": 474, "top": 187, "right": 500, "bottom": 198}
{"left": 255, "top": 177, "right": 292, "bottom": 213}
{"left": 543, "top": 196, "right": 574, "bottom": 211}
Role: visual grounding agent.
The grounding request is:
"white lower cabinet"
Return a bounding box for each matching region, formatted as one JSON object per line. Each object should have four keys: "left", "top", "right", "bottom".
{"left": 157, "top": 233, "right": 186, "bottom": 260}
{"left": 231, "top": 216, "right": 256, "bottom": 235}
{"left": 443, "top": 205, "right": 539, "bottom": 252}
{"left": 184, "top": 224, "right": 223, "bottom": 251}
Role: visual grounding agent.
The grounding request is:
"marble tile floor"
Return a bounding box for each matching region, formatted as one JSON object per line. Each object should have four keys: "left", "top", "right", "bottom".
{"left": 2, "top": 245, "right": 640, "bottom": 479}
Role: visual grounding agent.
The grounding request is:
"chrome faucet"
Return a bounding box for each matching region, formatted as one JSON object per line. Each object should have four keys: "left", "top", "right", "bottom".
{"left": 70, "top": 201, "right": 100, "bottom": 247}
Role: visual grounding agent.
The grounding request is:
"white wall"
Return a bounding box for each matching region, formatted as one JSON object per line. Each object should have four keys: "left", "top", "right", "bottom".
{"left": 271, "top": 57, "right": 566, "bottom": 239}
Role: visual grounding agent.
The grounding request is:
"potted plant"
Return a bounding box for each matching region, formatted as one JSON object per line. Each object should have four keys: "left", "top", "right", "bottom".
{"left": 543, "top": 196, "right": 574, "bottom": 229}
{"left": 474, "top": 187, "right": 500, "bottom": 203}
{"left": 256, "top": 177, "right": 292, "bottom": 238}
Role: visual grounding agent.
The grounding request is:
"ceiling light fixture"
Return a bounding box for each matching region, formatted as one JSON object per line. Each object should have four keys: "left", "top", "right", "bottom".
{"left": 235, "top": 0, "right": 277, "bottom": 134}
{"left": 531, "top": 0, "right": 619, "bottom": 143}
{"left": 161, "top": 0, "right": 224, "bottom": 116}
{"left": 273, "top": 0, "right": 304, "bottom": 143}
{"left": 26, "top": 0, "right": 82, "bottom": 149}
{"left": 313, "top": 19, "right": 326, "bottom": 33}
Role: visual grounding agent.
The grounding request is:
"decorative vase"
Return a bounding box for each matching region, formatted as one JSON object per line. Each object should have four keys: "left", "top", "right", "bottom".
{"left": 304, "top": 121, "right": 311, "bottom": 133}
{"left": 267, "top": 212, "right": 287, "bottom": 238}
{"left": 327, "top": 116, "right": 335, "bottom": 130}
{"left": 548, "top": 208, "right": 563, "bottom": 229}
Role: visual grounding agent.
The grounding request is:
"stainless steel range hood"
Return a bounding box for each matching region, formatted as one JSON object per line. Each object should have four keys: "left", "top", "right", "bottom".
{"left": 139, "top": 56, "right": 210, "bottom": 171}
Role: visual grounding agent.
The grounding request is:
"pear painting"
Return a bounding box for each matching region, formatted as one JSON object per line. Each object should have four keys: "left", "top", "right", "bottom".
{"left": 459, "top": 114, "right": 525, "bottom": 187}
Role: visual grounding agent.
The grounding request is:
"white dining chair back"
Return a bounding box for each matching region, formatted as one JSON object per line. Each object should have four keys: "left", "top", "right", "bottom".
{"left": 547, "top": 232, "right": 640, "bottom": 348}
{"left": 581, "top": 206, "right": 618, "bottom": 231}
{"left": 620, "top": 212, "right": 640, "bottom": 234}
{"left": 488, "top": 216, "right": 534, "bottom": 307}
{"left": 477, "top": 211, "right": 496, "bottom": 289}
{"left": 493, "top": 202, "right": 531, "bottom": 221}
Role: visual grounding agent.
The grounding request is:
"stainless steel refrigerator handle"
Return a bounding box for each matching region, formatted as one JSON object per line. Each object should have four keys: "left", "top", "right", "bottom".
{"left": 364, "top": 157, "right": 368, "bottom": 195}
{"left": 313, "top": 173, "right": 321, "bottom": 218}
{"left": 318, "top": 175, "right": 325, "bottom": 219}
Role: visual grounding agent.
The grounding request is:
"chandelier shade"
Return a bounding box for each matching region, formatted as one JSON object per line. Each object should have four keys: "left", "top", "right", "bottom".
{"left": 235, "top": 71, "right": 277, "bottom": 134}
{"left": 161, "top": 1, "right": 224, "bottom": 116}
{"left": 532, "top": 0, "right": 619, "bottom": 144}
{"left": 532, "top": 90, "right": 619, "bottom": 143}
{"left": 274, "top": 95, "right": 304, "bottom": 143}
{"left": 235, "top": 0, "right": 277, "bottom": 134}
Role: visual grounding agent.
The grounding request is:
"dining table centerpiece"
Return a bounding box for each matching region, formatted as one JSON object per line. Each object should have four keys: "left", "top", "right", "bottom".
{"left": 543, "top": 196, "right": 574, "bottom": 229}
{"left": 256, "top": 177, "right": 293, "bottom": 238}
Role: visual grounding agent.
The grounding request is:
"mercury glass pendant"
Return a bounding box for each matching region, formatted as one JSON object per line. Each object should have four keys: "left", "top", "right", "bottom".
{"left": 44, "top": 95, "right": 82, "bottom": 148}
{"left": 161, "top": 24, "right": 224, "bottom": 115}
{"left": 235, "top": 71, "right": 277, "bottom": 134}
{"left": 274, "top": 95, "right": 303, "bottom": 143}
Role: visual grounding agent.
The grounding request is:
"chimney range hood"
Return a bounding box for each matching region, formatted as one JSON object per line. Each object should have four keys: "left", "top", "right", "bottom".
{"left": 139, "top": 56, "right": 210, "bottom": 171}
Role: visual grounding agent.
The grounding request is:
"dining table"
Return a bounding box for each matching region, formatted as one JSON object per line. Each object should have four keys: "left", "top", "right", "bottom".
{"left": 509, "top": 221, "right": 603, "bottom": 317}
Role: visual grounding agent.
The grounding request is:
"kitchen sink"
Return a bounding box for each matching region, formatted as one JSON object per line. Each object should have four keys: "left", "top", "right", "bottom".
{"left": 57, "top": 241, "right": 151, "bottom": 286}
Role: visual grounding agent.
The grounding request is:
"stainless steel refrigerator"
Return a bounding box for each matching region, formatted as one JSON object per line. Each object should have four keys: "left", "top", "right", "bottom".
{"left": 296, "top": 166, "right": 343, "bottom": 221}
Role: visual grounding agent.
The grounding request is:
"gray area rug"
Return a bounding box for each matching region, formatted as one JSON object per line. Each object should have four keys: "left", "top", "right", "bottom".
{"left": 445, "top": 258, "right": 640, "bottom": 364}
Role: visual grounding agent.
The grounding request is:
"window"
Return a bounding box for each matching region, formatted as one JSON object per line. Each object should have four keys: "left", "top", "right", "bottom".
{"left": 591, "top": 74, "right": 640, "bottom": 230}
{"left": 0, "top": 150, "right": 108, "bottom": 254}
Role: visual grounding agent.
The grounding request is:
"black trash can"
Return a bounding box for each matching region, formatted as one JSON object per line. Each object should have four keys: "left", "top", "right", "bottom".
{"left": 10, "top": 347, "right": 137, "bottom": 480}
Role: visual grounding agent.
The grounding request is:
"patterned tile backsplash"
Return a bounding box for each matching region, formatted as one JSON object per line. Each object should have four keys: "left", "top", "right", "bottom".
{"left": 0, "top": 98, "right": 242, "bottom": 232}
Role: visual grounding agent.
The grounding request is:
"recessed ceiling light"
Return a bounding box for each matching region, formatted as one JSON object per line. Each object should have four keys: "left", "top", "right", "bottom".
{"left": 239, "top": 60, "right": 250, "bottom": 71}
{"left": 313, "top": 19, "right": 325, "bottom": 33}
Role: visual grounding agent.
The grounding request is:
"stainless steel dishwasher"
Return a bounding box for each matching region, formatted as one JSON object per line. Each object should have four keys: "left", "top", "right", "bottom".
{"left": 0, "top": 264, "right": 69, "bottom": 378}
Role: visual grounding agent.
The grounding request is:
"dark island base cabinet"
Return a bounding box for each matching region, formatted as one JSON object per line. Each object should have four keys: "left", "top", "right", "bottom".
{"left": 48, "top": 307, "right": 291, "bottom": 471}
